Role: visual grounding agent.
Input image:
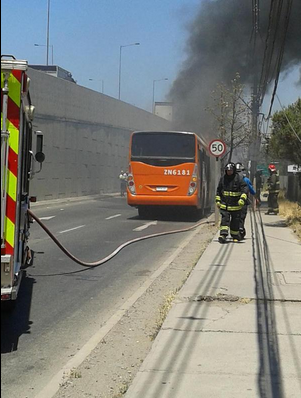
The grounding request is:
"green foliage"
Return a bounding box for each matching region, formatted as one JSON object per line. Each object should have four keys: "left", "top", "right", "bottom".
{"left": 268, "top": 98, "right": 301, "bottom": 165}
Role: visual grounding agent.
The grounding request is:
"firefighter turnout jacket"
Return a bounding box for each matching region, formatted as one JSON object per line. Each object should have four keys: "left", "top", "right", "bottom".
{"left": 267, "top": 172, "right": 280, "bottom": 194}
{"left": 216, "top": 173, "right": 248, "bottom": 211}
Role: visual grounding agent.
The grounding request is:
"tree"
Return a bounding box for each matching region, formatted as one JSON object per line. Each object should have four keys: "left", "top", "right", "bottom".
{"left": 268, "top": 98, "right": 301, "bottom": 165}
{"left": 207, "top": 73, "right": 252, "bottom": 165}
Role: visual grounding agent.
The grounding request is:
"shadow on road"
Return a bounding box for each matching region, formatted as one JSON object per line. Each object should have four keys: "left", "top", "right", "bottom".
{"left": 128, "top": 206, "right": 209, "bottom": 223}
{"left": 1, "top": 272, "right": 35, "bottom": 353}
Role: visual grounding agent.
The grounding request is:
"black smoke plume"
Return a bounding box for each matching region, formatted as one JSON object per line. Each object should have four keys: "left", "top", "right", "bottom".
{"left": 169, "top": 0, "right": 301, "bottom": 139}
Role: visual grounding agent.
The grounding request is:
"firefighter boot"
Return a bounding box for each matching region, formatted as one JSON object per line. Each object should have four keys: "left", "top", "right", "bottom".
{"left": 239, "top": 228, "right": 246, "bottom": 240}
{"left": 218, "top": 235, "right": 227, "bottom": 244}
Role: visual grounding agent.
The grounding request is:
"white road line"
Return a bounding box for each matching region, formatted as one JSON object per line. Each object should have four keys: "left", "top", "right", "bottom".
{"left": 39, "top": 216, "right": 56, "bottom": 221}
{"left": 59, "top": 225, "right": 85, "bottom": 234}
{"left": 133, "top": 221, "right": 158, "bottom": 231}
{"left": 105, "top": 214, "right": 121, "bottom": 220}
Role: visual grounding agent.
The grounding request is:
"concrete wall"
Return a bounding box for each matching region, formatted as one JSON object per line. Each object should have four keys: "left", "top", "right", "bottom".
{"left": 28, "top": 68, "right": 172, "bottom": 200}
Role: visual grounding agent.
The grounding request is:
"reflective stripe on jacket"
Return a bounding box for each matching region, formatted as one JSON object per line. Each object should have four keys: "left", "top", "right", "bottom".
{"left": 215, "top": 173, "right": 248, "bottom": 211}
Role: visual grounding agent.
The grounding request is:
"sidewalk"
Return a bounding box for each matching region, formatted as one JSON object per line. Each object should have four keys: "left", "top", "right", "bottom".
{"left": 125, "top": 206, "right": 301, "bottom": 398}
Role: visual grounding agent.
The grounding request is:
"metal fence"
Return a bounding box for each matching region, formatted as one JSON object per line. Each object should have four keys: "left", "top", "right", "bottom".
{"left": 286, "top": 174, "right": 301, "bottom": 205}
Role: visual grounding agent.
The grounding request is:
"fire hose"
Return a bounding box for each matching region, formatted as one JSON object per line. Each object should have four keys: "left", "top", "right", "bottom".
{"left": 28, "top": 209, "right": 214, "bottom": 269}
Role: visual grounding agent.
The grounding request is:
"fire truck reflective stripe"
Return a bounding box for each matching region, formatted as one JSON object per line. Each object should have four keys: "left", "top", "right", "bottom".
{"left": 6, "top": 194, "right": 16, "bottom": 225}
{"left": 7, "top": 170, "right": 17, "bottom": 202}
{"left": 8, "top": 147, "right": 18, "bottom": 177}
{"left": 7, "top": 121, "right": 19, "bottom": 154}
{"left": 4, "top": 241, "right": 14, "bottom": 256}
{"left": 12, "top": 69, "right": 22, "bottom": 83}
{"left": 1, "top": 70, "right": 22, "bottom": 256}
{"left": 8, "top": 73, "right": 21, "bottom": 106}
{"left": 5, "top": 217, "right": 15, "bottom": 249}
{"left": 7, "top": 96, "right": 20, "bottom": 129}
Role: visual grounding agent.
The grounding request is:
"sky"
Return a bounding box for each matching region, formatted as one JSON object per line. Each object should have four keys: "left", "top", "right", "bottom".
{"left": 1, "top": 0, "right": 300, "bottom": 114}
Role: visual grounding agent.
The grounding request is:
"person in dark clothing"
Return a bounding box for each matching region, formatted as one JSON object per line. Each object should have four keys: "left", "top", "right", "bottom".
{"left": 215, "top": 162, "right": 248, "bottom": 243}
{"left": 236, "top": 162, "right": 256, "bottom": 239}
{"left": 266, "top": 164, "right": 280, "bottom": 214}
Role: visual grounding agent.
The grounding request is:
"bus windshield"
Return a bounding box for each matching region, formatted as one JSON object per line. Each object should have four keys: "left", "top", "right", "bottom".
{"left": 131, "top": 132, "right": 195, "bottom": 165}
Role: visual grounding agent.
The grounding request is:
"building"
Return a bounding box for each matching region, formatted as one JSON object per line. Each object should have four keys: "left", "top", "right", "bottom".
{"left": 154, "top": 102, "right": 173, "bottom": 121}
{"left": 28, "top": 65, "right": 76, "bottom": 83}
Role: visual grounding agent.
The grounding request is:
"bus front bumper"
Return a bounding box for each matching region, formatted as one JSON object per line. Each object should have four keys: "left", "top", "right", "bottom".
{"left": 127, "top": 193, "right": 199, "bottom": 207}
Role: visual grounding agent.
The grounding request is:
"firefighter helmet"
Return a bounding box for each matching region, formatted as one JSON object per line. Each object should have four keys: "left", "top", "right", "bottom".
{"left": 268, "top": 164, "right": 276, "bottom": 172}
{"left": 235, "top": 162, "right": 245, "bottom": 172}
{"left": 224, "top": 162, "right": 236, "bottom": 172}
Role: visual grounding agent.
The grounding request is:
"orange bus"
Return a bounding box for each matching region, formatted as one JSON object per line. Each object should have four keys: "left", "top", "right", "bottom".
{"left": 127, "top": 131, "right": 213, "bottom": 217}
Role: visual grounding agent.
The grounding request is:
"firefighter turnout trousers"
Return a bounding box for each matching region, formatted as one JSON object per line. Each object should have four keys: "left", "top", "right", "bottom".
{"left": 220, "top": 209, "right": 241, "bottom": 239}
{"left": 268, "top": 192, "right": 279, "bottom": 214}
{"left": 239, "top": 204, "right": 248, "bottom": 236}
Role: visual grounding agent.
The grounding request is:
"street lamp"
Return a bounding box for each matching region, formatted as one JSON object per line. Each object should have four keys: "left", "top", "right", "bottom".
{"left": 46, "top": 0, "right": 51, "bottom": 65}
{"left": 89, "top": 78, "right": 104, "bottom": 94}
{"left": 34, "top": 43, "right": 54, "bottom": 65}
{"left": 118, "top": 42, "right": 140, "bottom": 100}
{"left": 152, "top": 78, "right": 168, "bottom": 113}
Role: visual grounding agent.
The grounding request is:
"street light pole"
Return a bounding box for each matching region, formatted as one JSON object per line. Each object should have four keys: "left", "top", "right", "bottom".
{"left": 34, "top": 44, "right": 54, "bottom": 65}
{"left": 89, "top": 78, "right": 104, "bottom": 93}
{"left": 152, "top": 78, "right": 168, "bottom": 113}
{"left": 118, "top": 42, "right": 140, "bottom": 100}
{"left": 46, "top": 0, "right": 51, "bottom": 66}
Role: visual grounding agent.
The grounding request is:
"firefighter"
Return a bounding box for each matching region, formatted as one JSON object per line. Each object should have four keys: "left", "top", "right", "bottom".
{"left": 235, "top": 162, "right": 256, "bottom": 239}
{"left": 266, "top": 164, "right": 280, "bottom": 214}
{"left": 216, "top": 162, "right": 248, "bottom": 243}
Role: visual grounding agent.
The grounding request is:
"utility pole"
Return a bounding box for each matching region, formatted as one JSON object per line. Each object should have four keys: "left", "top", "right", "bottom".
{"left": 249, "top": 0, "right": 260, "bottom": 182}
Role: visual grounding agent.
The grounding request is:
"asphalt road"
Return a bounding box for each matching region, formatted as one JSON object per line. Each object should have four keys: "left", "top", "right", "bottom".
{"left": 1, "top": 195, "right": 201, "bottom": 398}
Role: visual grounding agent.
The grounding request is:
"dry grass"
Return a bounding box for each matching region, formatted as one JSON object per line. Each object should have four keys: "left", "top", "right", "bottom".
{"left": 279, "top": 198, "right": 301, "bottom": 241}
{"left": 150, "top": 290, "right": 178, "bottom": 341}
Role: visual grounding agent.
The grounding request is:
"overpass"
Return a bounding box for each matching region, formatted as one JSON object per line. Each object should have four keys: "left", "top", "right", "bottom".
{"left": 28, "top": 67, "right": 172, "bottom": 201}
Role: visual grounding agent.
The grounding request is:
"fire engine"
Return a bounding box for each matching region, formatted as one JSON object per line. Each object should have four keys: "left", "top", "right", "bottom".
{"left": 1, "top": 55, "right": 45, "bottom": 310}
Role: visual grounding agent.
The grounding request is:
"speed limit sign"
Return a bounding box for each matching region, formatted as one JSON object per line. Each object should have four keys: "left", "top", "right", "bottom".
{"left": 208, "top": 139, "right": 226, "bottom": 157}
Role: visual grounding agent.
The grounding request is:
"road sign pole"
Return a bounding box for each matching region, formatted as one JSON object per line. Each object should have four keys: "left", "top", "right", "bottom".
{"left": 215, "top": 157, "right": 220, "bottom": 227}
{"left": 208, "top": 139, "right": 226, "bottom": 228}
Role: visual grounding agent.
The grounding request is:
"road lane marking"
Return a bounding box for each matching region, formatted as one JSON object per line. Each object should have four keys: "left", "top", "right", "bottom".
{"left": 59, "top": 225, "right": 85, "bottom": 234}
{"left": 106, "top": 214, "right": 121, "bottom": 220}
{"left": 39, "top": 216, "right": 56, "bottom": 221}
{"left": 133, "top": 221, "right": 158, "bottom": 231}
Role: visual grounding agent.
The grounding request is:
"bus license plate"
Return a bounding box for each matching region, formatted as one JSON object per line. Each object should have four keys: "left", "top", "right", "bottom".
{"left": 156, "top": 187, "right": 168, "bottom": 192}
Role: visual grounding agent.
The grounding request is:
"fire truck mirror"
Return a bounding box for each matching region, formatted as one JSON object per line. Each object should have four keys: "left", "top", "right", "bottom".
{"left": 35, "top": 152, "right": 45, "bottom": 163}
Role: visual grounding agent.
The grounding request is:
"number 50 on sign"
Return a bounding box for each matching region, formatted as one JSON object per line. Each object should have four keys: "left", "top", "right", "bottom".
{"left": 208, "top": 139, "right": 226, "bottom": 157}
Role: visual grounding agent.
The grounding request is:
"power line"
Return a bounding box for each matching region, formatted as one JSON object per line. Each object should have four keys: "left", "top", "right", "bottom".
{"left": 258, "top": 0, "right": 285, "bottom": 105}
{"left": 267, "top": 0, "right": 294, "bottom": 118}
